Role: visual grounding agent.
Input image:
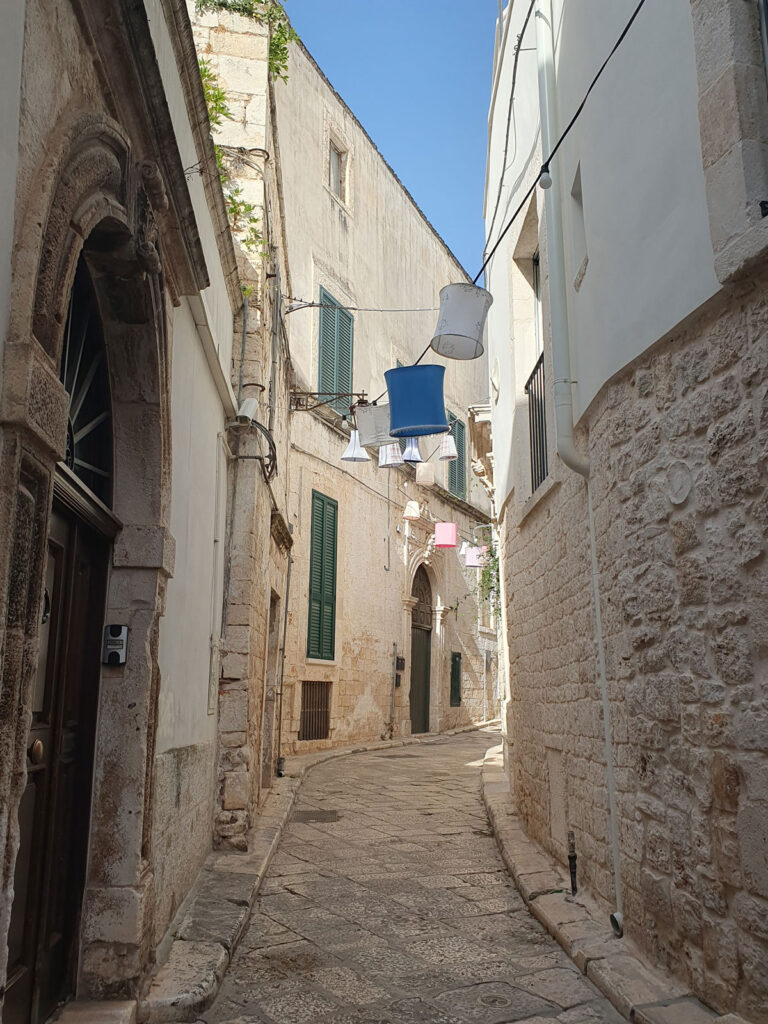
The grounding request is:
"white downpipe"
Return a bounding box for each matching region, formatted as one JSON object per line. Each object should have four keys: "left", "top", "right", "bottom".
{"left": 534, "top": 0, "right": 623, "bottom": 928}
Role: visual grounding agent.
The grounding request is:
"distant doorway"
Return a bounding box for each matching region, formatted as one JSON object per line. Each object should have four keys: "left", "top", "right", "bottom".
{"left": 409, "top": 567, "right": 432, "bottom": 734}
{"left": 261, "top": 592, "right": 280, "bottom": 792}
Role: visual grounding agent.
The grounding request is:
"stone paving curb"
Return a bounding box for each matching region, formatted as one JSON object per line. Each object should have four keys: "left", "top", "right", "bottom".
{"left": 480, "top": 742, "right": 751, "bottom": 1024}
{"left": 136, "top": 720, "right": 501, "bottom": 1023}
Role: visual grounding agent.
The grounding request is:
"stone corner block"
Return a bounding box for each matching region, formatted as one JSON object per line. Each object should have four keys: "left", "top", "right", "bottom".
{"left": 113, "top": 525, "right": 175, "bottom": 575}
{"left": 586, "top": 954, "right": 690, "bottom": 1020}
{"left": 140, "top": 941, "right": 228, "bottom": 1023}
{"left": 55, "top": 1002, "right": 137, "bottom": 1024}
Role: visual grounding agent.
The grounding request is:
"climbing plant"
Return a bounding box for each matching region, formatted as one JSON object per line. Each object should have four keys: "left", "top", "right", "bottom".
{"left": 194, "top": 0, "right": 298, "bottom": 81}
{"left": 198, "top": 57, "right": 265, "bottom": 255}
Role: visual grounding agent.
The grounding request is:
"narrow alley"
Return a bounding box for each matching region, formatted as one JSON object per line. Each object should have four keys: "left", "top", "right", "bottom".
{"left": 202, "top": 730, "right": 622, "bottom": 1024}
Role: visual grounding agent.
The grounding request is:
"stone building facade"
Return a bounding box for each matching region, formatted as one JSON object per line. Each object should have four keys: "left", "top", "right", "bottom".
{"left": 485, "top": 1, "right": 768, "bottom": 1020}
{"left": 191, "top": 18, "right": 500, "bottom": 759}
{"left": 0, "top": 0, "right": 293, "bottom": 1018}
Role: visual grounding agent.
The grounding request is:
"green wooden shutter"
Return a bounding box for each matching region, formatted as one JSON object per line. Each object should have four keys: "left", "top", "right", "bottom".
{"left": 318, "top": 287, "right": 353, "bottom": 414}
{"left": 307, "top": 491, "right": 338, "bottom": 660}
{"left": 448, "top": 414, "right": 466, "bottom": 499}
{"left": 450, "top": 652, "right": 462, "bottom": 707}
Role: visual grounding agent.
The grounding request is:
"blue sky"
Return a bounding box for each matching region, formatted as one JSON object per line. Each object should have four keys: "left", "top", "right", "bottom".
{"left": 282, "top": 1, "right": 500, "bottom": 276}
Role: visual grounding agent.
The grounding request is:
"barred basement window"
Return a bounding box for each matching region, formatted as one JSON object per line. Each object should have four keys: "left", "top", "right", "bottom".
{"left": 299, "top": 681, "right": 331, "bottom": 740}
{"left": 525, "top": 352, "right": 548, "bottom": 492}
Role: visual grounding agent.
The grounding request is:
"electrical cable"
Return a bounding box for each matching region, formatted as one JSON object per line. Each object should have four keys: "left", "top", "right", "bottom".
{"left": 475, "top": 0, "right": 650, "bottom": 284}
{"left": 285, "top": 299, "right": 439, "bottom": 314}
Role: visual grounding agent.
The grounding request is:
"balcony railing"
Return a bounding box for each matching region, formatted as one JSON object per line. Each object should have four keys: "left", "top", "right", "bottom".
{"left": 524, "top": 353, "right": 548, "bottom": 492}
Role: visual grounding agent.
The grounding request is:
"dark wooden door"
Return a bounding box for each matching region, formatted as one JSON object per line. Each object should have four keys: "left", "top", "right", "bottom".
{"left": 5, "top": 504, "right": 108, "bottom": 1024}
{"left": 409, "top": 566, "right": 432, "bottom": 735}
{"left": 409, "top": 626, "right": 431, "bottom": 734}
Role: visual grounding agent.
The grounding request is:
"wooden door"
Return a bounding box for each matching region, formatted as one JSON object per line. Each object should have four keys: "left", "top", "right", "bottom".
{"left": 5, "top": 504, "right": 108, "bottom": 1024}
{"left": 409, "top": 566, "right": 432, "bottom": 735}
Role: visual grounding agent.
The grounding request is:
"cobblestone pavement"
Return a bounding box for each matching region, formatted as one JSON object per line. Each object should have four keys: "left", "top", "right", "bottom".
{"left": 203, "top": 729, "right": 623, "bottom": 1024}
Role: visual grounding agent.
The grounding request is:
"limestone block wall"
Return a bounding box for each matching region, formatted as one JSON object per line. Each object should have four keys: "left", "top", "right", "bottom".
{"left": 501, "top": 277, "right": 768, "bottom": 1020}
{"left": 281, "top": 410, "right": 499, "bottom": 755}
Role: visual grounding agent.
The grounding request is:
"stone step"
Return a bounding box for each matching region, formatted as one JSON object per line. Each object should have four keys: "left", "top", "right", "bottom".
{"left": 54, "top": 1001, "right": 137, "bottom": 1023}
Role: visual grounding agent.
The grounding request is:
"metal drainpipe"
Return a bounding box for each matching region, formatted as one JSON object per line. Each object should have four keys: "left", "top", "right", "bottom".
{"left": 534, "top": 0, "right": 623, "bottom": 934}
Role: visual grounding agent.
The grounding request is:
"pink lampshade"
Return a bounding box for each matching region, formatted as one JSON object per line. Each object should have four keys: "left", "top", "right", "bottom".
{"left": 465, "top": 544, "right": 489, "bottom": 567}
{"left": 434, "top": 522, "right": 458, "bottom": 549}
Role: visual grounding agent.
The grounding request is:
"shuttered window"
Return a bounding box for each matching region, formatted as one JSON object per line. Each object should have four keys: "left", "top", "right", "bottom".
{"left": 307, "top": 491, "right": 338, "bottom": 660}
{"left": 318, "top": 287, "right": 353, "bottom": 414}
{"left": 450, "top": 652, "right": 462, "bottom": 707}
{"left": 448, "top": 413, "right": 467, "bottom": 499}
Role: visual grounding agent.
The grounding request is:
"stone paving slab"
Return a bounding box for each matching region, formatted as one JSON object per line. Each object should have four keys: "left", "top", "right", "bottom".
{"left": 480, "top": 743, "right": 752, "bottom": 1024}
{"left": 54, "top": 1001, "right": 137, "bottom": 1023}
{"left": 139, "top": 722, "right": 500, "bottom": 1023}
{"left": 197, "top": 729, "right": 624, "bottom": 1024}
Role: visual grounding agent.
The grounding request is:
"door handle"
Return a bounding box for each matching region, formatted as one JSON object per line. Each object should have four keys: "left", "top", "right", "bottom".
{"left": 28, "top": 739, "right": 44, "bottom": 764}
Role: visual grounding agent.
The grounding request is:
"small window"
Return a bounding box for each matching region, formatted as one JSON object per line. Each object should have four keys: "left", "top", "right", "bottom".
{"left": 525, "top": 353, "right": 548, "bottom": 492}
{"left": 532, "top": 250, "right": 543, "bottom": 357}
{"left": 307, "top": 490, "right": 338, "bottom": 660}
{"left": 318, "top": 287, "right": 353, "bottom": 414}
{"left": 329, "top": 141, "right": 345, "bottom": 202}
{"left": 299, "top": 681, "right": 331, "bottom": 740}
{"left": 450, "top": 652, "right": 462, "bottom": 707}
{"left": 447, "top": 413, "right": 467, "bottom": 499}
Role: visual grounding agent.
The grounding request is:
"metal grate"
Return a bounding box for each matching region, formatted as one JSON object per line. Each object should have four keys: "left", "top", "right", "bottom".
{"left": 524, "top": 352, "right": 548, "bottom": 492}
{"left": 299, "top": 681, "right": 331, "bottom": 741}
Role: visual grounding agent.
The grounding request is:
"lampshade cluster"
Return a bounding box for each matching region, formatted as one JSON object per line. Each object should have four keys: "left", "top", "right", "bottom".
{"left": 340, "top": 283, "right": 492, "bottom": 465}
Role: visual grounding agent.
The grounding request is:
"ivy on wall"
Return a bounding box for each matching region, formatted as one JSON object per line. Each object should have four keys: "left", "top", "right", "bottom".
{"left": 195, "top": 0, "right": 298, "bottom": 81}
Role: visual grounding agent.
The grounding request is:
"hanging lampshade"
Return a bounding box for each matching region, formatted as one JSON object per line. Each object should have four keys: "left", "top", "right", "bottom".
{"left": 439, "top": 434, "right": 458, "bottom": 461}
{"left": 379, "top": 443, "right": 404, "bottom": 468}
{"left": 435, "top": 522, "right": 458, "bottom": 548}
{"left": 341, "top": 429, "right": 370, "bottom": 463}
{"left": 459, "top": 541, "right": 469, "bottom": 558}
{"left": 385, "top": 365, "right": 449, "bottom": 438}
{"left": 416, "top": 463, "right": 435, "bottom": 487}
{"left": 403, "top": 500, "right": 421, "bottom": 521}
{"left": 357, "top": 403, "right": 397, "bottom": 448}
{"left": 431, "top": 283, "right": 493, "bottom": 360}
{"left": 402, "top": 437, "right": 423, "bottom": 463}
{"left": 465, "top": 544, "right": 490, "bottom": 568}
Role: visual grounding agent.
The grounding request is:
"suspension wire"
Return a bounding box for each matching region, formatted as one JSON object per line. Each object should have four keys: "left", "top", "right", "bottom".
{"left": 475, "top": 0, "right": 650, "bottom": 284}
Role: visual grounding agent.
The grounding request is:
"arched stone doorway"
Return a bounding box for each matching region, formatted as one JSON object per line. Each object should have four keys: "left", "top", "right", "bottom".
{"left": 0, "top": 115, "right": 175, "bottom": 1015}
{"left": 410, "top": 566, "right": 432, "bottom": 734}
{"left": 6, "top": 258, "right": 115, "bottom": 1024}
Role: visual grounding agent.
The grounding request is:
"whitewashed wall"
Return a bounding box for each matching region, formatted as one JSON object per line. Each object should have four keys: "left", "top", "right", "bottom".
{"left": 485, "top": 0, "right": 719, "bottom": 511}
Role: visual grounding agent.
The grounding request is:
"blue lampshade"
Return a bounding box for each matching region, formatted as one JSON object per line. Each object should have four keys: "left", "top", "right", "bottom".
{"left": 384, "top": 364, "right": 449, "bottom": 438}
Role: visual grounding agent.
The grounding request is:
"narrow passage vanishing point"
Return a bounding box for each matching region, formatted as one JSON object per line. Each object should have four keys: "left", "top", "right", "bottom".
{"left": 202, "top": 730, "right": 622, "bottom": 1023}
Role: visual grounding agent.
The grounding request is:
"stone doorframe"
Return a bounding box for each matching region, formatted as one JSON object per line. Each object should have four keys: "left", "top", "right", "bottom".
{"left": 401, "top": 530, "right": 447, "bottom": 736}
{"left": 0, "top": 113, "right": 176, "bottom": 1003}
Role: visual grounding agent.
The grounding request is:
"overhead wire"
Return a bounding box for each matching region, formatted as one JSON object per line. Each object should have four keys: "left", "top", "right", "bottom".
{"left": 475, "top": 0, "right": 651, "bottom": 284}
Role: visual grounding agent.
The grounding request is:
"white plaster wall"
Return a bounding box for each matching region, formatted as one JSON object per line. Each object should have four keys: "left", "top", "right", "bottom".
{"left": 156, "top": 298, "right": 226, "bottom": 752}
{"left": 146, "top": 0, "right": 235, "bottom": 377}
{"left": 485, "top": 0, "right": 720, "bottom": 510}
{"left": 0, "top": 0, "right": 25, "bottom": 364}
{"left": 274, "top": 43, "right": 491, "bottom": 493}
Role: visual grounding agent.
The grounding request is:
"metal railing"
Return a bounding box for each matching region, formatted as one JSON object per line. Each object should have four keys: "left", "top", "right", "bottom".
{"left": 524, "top": 353, "right": 548, "bottom": 492}
{"left": 299, "top": 680, "right": 331, "bottom": 740}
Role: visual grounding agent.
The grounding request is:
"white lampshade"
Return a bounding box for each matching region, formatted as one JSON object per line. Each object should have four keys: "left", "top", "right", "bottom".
{"left": 379, "top": 443, "right": 404, "bottom": 468}
{"left": 341, "top": 429, "right": 370, "bottom": 463}
{"left": 416, "top": 463, "right": 435, "bottom": 487}
{"left": 402, "top": 438, "right": 423, "bottom": 463}
{"left": 439, "top": 434, "right": 458, "bottom": 461}
{"left": 431, "top": 283, "right": 493, "bottom": 360}
{"left": 459, "top": 541, "right": 469, "bottom": 558}
{"left": 403, "top": 500, "right": 421, "bottom": 521}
